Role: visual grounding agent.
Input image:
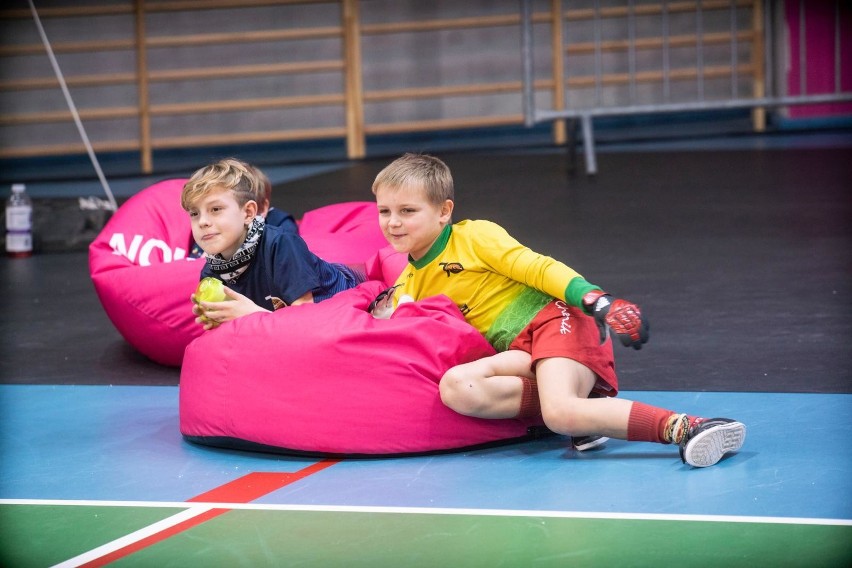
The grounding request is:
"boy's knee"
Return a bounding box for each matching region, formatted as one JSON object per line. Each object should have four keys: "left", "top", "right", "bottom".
{"left": 439, "top": 370, "right": 463, "bottom": 408}
{"left": 439, "top": 370, "right": 479, "bottom": 415}
{"left": 540, "top": 400, "right": 582, "bottom": 436}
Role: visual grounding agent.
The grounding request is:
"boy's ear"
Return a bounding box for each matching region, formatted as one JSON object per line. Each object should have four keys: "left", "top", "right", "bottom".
{"left": 243, "top": 199, "right": 258, "bottom": 222}
{"left": 440, "top": 199, "right": 454, "bottom": 222}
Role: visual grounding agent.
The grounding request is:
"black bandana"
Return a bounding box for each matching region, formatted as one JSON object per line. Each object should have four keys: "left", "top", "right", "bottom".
{"left": 207, "top": 216, "right": 265, "bottom": 283}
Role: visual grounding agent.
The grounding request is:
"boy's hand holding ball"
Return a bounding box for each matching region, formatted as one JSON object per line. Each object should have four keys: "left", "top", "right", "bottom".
{"left": 192, "top": 277, "right": 229, "bottom": 329}
{"left": 191, "top": 278, "right": 268, "bottom": 329}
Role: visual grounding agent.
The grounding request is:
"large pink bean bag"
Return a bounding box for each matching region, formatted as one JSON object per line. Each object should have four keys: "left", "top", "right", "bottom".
{"left": 89, "top": 178, "right": 389, "bottom": 367}
{"left": 179, "top": 280, "right": 546, "bottom": 456}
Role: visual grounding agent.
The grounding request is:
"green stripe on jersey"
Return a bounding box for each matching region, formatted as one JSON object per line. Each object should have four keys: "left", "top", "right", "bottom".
{"left": 485, "top": 287, "right": 552, "bottom": 352}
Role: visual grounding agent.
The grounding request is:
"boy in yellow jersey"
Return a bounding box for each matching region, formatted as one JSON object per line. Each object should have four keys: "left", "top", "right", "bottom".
{"left": 370, "top": 153, "right": 745, "bottom": 468}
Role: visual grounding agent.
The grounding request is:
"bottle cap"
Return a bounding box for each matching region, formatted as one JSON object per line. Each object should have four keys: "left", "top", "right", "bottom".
{"left": 11, "top": 183, "right": 25, "bottom": 192}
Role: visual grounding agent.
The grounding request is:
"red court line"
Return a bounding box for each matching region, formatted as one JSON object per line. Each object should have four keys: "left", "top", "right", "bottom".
{"left": 187, "top": 460, "right": 339, "bottom": 503}
{"left": 78, "top": 459, "right": 340, "bottom": 567}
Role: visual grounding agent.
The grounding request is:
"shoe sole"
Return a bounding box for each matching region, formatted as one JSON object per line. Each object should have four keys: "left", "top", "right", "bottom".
{"left": 683, "top": 421, "right": 746, "bottom": 467}
{"left": 573, "top": 436, "right": 609, "bottom": 451}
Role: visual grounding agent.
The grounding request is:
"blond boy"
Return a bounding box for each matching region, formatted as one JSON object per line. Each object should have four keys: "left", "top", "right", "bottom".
{"left": 371, "top": 153, "right": 745, "bottom": 468}
{"left": 182, "top": 158, "right": 360, "bottom": 328}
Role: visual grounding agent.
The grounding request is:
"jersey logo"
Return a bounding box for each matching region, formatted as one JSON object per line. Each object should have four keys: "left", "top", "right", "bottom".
{"left": 440, "top": 262, "right": 464, "bottom": 277}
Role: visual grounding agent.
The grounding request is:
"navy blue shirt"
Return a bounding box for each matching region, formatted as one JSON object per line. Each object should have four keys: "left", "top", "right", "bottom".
{"left": 264, "top": 207, "right": 298, "bottom": 235}
{"left": 199, "top": 223, "right": 359, "bottom": 310}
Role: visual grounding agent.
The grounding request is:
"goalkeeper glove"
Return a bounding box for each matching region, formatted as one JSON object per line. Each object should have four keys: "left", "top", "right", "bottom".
{"left": 583, "top": 290, "right": 649, "bottom": 350}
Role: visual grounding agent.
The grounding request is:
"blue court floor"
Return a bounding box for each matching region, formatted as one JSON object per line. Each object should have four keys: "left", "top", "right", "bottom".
{"left": 1, "top": 385, "right": 849, "bottom": 516}
{"left": 1, "top": 385, "right": 850, "bottom": 566}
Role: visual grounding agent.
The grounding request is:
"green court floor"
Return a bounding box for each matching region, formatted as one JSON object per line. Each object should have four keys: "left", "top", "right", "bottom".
{"left": 2, "top": 503, "right": 850, "bottom": 567}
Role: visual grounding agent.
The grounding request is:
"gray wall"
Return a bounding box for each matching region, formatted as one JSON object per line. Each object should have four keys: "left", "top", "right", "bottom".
{"left": 0, "top": 0, "right": 762, "bottom": 159}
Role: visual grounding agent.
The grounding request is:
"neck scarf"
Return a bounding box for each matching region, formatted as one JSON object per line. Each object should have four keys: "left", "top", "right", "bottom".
{"left": 207, "top": 216, "right": 265, "bottom": 283}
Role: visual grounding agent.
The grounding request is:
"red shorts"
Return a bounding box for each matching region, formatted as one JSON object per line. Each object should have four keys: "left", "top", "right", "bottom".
{"left": 508, "top": 300, "right": 618, "bottom": 397}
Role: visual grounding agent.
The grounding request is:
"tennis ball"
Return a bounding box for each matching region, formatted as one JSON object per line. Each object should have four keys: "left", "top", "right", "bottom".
{"left": 194, "top": 277, "right": 227, "bottom": 304}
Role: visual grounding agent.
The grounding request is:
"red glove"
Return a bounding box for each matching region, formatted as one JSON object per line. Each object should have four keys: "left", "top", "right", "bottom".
{"left": 583, "top": 290, "right": 649, "bottom": 350}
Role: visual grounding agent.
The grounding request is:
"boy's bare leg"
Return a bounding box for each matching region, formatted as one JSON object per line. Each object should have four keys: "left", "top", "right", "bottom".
{"left": 439, "top": 350, "right": 535, "bottom": 419}
{"left": 536, "top": 357, "right": 632, "bottom": 438}
{"left": 442, "top": 353, "right": 744, "bottom": 466}
{"left": 441, "top": 352, "right": 630, "bottom": 433}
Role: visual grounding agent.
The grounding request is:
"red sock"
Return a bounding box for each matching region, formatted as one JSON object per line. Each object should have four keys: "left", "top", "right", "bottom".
{"left": 627, "top": 402, "right": 696, "bottom": 444}
{"left": 516, "top": 376, "right": 540, "bottom": 418}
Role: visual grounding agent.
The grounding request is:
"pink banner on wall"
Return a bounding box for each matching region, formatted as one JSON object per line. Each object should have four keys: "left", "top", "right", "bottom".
{"left": 785, "top": 0, "right": 852, "bottom": 118}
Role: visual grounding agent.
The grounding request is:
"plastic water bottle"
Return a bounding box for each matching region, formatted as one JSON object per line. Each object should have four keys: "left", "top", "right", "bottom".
{"left": 6, "top": 183, "right": 33, "bottom": 258}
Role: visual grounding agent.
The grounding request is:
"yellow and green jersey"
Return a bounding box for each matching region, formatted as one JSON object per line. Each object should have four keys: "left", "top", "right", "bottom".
{"left": 393, "top": 220, "right": 601, "bottom": 351}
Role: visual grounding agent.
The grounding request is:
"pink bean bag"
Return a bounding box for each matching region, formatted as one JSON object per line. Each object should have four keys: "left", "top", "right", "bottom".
{"left": 179, "top": 280, "right": 546, "bottom": 456}
{"left": 89, "top": 178, "right": 389, "bottom": 367}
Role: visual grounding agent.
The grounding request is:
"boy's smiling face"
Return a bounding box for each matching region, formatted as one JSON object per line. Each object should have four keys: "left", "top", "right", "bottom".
{"left": 188, "top": 186, "right": 257, "bottom": 259}
{"left": 375, "top": 182, "right": 453, "bottom": 261}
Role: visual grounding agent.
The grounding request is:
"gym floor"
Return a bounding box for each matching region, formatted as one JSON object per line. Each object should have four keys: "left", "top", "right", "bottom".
{"left": 2, "top": 131, "right": 851, "bottom": 566}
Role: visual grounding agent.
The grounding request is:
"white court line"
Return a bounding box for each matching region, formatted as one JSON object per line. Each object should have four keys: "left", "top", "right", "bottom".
{"left": 49, "top": 504, "right": 215, "bottom": 568}
{"left": 3, "top": 498, "right": 851, "bottom": 527}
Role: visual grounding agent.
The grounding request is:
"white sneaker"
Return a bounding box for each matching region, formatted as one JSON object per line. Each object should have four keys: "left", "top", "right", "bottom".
{"left": 572, "top": 435, "right": 609, "bottom": 451}
{"left": 680, "top": 418, "right": 746, "bottom": 467}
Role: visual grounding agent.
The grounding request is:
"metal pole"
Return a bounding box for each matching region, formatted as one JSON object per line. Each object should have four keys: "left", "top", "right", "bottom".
{"left": 764, "top": 0, "right": 773, "bottom": 98}
{"left": 535, "top": 92, "right": 852, "bottom": 122}
{"left": 696, "top": 1, "right": 705, "bottom": 100}
{"left": 730, "top": 0, "right": 739, "bottom": 98}
{"left": 628, "top": 0, "right": 637, "bottom": 103}
{"left": 521, "top": 0, "right": 536, "bottom": 127}
{"left": 593, "top": 0, "right": 602, "bottom": 106}
{"left": 580, "top": 114, "right": 597, "bottom": 175}
{"left": 662, "top": 1, "right": 671, "bottom": 101}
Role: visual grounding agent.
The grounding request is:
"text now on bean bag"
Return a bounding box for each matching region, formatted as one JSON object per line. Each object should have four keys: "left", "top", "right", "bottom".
{"left": 89, "top": 178, "right": 393, "bottom": 367}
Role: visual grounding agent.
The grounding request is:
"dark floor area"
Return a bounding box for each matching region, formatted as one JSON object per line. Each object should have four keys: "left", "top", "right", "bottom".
{"left": 3, "top": 145, "right": 851, "bottom": 392}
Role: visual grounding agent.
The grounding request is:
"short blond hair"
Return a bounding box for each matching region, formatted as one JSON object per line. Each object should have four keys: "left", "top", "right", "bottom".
{"left": 181, "top": 158, "right": 261, "bottom": 211}
{"left": 372, "top": 153, "right": 454, "bottom": 206}
{"left": 247, "top": 164, "right": 272, "bottom": 210}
